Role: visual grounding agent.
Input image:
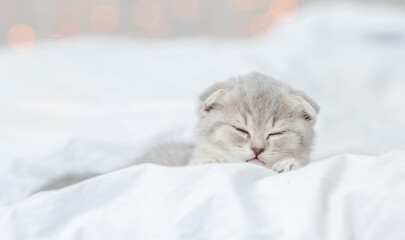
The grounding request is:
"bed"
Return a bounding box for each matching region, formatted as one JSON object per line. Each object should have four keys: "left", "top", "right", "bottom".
{"left": 0, "top": 2, "right": 404, "bottom": 239}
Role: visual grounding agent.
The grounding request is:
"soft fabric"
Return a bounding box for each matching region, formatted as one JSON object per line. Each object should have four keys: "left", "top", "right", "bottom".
{"left": 1, "top": 152, "right": 405, "bottom": 239}
{"left": 0, "top": 2, "right": 404, "bottom": 239}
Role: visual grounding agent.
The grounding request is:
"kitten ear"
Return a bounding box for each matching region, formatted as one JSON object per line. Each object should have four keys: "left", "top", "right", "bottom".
{"left": 294, "top": 94, "right": 320, "bottom": 125}
{"left": 200, "top": 89, "right": 229, "bottom": 116}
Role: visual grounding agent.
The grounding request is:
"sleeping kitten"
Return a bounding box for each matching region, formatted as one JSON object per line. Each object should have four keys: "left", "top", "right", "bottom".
{"left": 139, "top": 72, "right": 319, "bottom": 173}
{"left": 42, "top": 72, "right": 318, "bottom": 191}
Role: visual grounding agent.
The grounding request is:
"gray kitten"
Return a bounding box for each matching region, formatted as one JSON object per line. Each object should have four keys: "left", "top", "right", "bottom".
{"left": 43, "top": 72, "right": 319, "bottom": 190}
{"left": 139, "top": 72, "right": 319, "bottom": 173}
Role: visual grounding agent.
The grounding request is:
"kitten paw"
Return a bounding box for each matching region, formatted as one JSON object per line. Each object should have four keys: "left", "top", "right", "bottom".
{"left": 271, "top": 158, "right": 304, "bottom": 173}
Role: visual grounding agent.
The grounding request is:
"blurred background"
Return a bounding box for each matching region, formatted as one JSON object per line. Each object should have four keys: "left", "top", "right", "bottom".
{"left": 2, "top": 0, "right": 404, "bottom": 52}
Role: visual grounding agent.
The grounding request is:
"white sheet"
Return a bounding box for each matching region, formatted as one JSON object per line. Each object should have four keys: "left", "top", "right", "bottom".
{"left": 0, "top": 2, "right": 405, "bottom": 239}
{"left": 1, "top": 151, "right": 405, "bottom": 239}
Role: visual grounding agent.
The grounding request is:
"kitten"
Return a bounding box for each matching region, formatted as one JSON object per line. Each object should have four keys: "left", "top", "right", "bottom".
{"left": 139, "top": 72, "right": 319, "bottom": 173}
{"left": 42, "top": 72, "right": 319, "bottom": 190}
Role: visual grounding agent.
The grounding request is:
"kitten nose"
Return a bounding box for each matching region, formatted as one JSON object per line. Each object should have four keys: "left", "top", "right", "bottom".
{"left": 251, "top": 147, "right": 265, "bottom": 156}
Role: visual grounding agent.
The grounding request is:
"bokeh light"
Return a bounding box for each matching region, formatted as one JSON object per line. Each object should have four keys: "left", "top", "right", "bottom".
{"left": 133, "top": 0, "right": 161, "bottom": 28}
{"left": 249, "top": 12, "right": 274, "bottom": 35}
{"left": 270, "top": 0, "right": 299, "bottom": 22}
{"left": 7, "top": 24, "right": 36, "bottom": 53}
{"left": 91, "top": 5, "right": 119, "bottom": 33}
{"left": 171, "top": 0, "right": 201, "bottom": 22}
{"left": 48, "top": 34, "right": 62, "bottom": 39}
{"left": 235, "top": 0, "right": 263, "bottom": 11}
{"left": 57, "top": 21, "right": 81, "bottom": 36}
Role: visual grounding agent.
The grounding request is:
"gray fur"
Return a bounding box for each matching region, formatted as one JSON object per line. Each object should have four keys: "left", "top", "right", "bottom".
{"left": 189, "top": 72, "right": 320, "bottom": 172}
{"left": 137, "top": 142, "right": 194, "bottom": 166}
{"left": 42, "top": 72, "right": 319, "bottom": 191}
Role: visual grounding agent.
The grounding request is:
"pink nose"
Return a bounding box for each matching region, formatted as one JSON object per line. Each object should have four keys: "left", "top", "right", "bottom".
{"left": 251, "top": 147, "right": 265, "bottom": 156}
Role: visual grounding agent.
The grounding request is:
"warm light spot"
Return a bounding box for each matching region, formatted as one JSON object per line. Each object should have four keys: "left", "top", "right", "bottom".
{"left": 270, "top": 0, "right": 299, "bottom": 22}
{"left": 235, "top": 0, "right": 263, "bottom": 11}
{"left": 91, "top": 5, "right": 119, "bottom": 33}
{"left": 57, "top": 21, "right": 81, "bottom": 36}
{"left": 7, "top": 24, "right": 36, "bottom": 53}
{"left": 48, "top": 34, "right": 62, "bottom": 38}
{"left": 249, "top": 12, "right": 274, "bottom": 35}
{"left": 171, "top": 0, "right": 201, "bottom": 22}
{"left": 133, "top": 0, "right": 161, "bottom": 28}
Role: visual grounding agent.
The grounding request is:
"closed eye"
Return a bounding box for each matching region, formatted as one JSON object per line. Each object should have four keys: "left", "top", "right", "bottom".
{"left": 232, "top": 126, "right": 250, "bottom": 136}
{"left": 267, "top": 131, "right": 286, "bottom": 139}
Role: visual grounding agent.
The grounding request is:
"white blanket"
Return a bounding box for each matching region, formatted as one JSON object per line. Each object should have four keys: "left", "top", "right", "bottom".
{"left": 0, "top": 2, "right": 405, "bottom": 239}
{"left": 1, "top": 151, "right": 405, "bottom": 239}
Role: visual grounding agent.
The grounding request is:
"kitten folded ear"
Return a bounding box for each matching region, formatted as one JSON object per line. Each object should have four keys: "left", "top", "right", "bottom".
{"left": 200, "top": 89, "right": 229, "bottom": 116}
{"left": 294, "top": 93, "right": 320, "bottom": 125}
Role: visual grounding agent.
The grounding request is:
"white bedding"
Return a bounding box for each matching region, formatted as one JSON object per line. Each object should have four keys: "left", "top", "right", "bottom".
{"left": 1, "top": 151, "right": 405, "bottom": 240}
{"left": 0, "top": 2, "right": 405, "bottom": 239}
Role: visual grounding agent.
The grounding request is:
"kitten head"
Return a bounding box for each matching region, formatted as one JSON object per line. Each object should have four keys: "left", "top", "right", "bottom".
{"left": 193, "top": 72, "right": 319, "bottom": 168}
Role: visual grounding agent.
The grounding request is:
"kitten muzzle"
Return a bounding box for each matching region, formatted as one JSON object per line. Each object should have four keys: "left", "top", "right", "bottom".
{"left": 246, "top": 158, "right": 265, "bottom": 166}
